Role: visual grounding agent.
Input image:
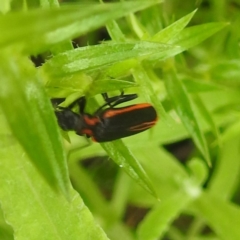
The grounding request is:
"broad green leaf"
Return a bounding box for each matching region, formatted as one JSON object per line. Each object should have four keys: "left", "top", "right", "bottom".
{"left": 0, "top": 52, "right": 69, "bottom": 197}
{"left": 42, "top": 41, "right": 180, "bottom": 78}
{"left": 208, "top": 136, "right": 240, "bottom": 200}
{"left": 101, "top": 141, "right": 158, "bottom": 198}
{"left": 45, "top": 72, "right": 92, "bottom": 98}
{"left": 192, "top": 192, "right": 240, "bottom": 239}
{"left": 46, "top": 76, "right": 137, "bottom": 98}
{"left": 0, "top": 140, "right": 109, "bottom": 240}
{"left": 151, "top": 9, "right": 197, "bottom": 42}
{"left": 164, "top": 71, "right": 210, "bottom": 165}
{"left": 104, "top": 59, "right": 138, "bottom": 79}
{"left": 0, "top": 1, "right": 162, "bottom": 54}
{"left": 137, "top": 190, "right": 193, "bottom": 240}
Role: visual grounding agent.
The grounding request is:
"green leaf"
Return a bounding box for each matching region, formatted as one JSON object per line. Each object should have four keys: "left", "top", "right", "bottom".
{"left": 42, "top": 41, "right": 180, "bottom": 78}
{"left": 101, "top": 141, "right": 158, "bottom": 198}
{"left": 0, "top": 52, "right": 70, "bottom": 197}
{"left": 104, "top": 59, "right": 138, "bottom": 79}
{"left": 46, "top": 75, "right": 137, "bottom": 98}
{"left": 45, "top": 72, "right": 92, "bottom": 98}
{"left": 193, "top": 94, "right": 221, "bottom": 147}
{"left": 0, "top": 141, "right": 109, "bottom": 240}
{"left": 128, "top": 11, "right": 150, "bottom": 39}
{"left": 164, "top": 71, "right": 210, "bottom": 165}
{"left": 151, "top": 9, "right": 197, "bottom": 42}
{"left": 105, "top": 19, "right": 126, "bottom": 42}
{"left": 169, "top": 22, "right": 228, "bottom": 50}
{"left": 149, "top": 22, "right": 227, "bottom": 61}
{"left": 0, "top": 1, "right": 162, "bottom": 53}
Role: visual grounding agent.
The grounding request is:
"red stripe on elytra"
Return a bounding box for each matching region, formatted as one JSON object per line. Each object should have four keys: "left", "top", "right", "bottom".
{"left": 103, "top": 103, "right": 152, "bottom": 118}
{"left": 129, "top": 121, "right": 157, "bottom": 131}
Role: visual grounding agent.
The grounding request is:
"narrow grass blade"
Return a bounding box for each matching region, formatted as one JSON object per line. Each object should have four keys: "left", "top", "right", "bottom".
{"left": 150, "top": 22, "right": 227, "bottom": 61}
{"left": 102, "top": 141, "right": 158, "bottom": 198}
{"left": 151, "top": 9, "right": 197, "bottom": 42}
{"left": 169, "top": 22, "right": 228, "bottom": 50}
{"left": 164, "top": 71, "right": 211, "bottom": 165}
{"left": 193, "top": 94, "right": 221, "bottom": 147}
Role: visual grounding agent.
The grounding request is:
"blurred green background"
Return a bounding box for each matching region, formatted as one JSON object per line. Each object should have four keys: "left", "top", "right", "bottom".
{"left": 0, "top": 0, "right": 240, "bottom": 240}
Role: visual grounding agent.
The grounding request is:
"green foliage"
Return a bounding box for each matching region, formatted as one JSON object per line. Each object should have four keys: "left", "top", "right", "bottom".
{"left": 0, "top": 0, "right": 240, "bottom": 240}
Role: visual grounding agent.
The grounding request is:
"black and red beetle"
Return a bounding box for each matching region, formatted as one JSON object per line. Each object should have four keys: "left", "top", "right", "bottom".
{"left": 53, "top": 92, "right": 157, "bottom": 142}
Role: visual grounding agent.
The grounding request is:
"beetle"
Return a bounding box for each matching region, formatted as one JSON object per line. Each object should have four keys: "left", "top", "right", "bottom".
{"left": 53, "top": 92, "right": 158, "bottom": 142}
